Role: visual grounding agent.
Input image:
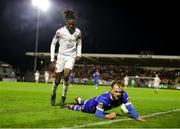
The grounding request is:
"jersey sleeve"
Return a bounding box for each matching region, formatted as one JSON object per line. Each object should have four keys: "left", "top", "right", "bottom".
{"left": 95, "top": 101, "right": 106, "bottom": 118}
{"left": 50, "top": 30, "right": 60, "bottom": 62}
{"left": 122, "top": 91, "right": 139, "bottom": 119}
{"left": 76, "top": 31, "right": 82, "bottom": 57}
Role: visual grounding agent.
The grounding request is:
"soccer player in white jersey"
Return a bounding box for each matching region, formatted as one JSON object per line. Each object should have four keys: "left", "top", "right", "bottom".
{"left": 153, "top": 74, "right": 161, "bottom": 93}
{"left": 44, "top": 71, "right": 49, "bottom": 84}
{"left": 34, "top": 70, "right": 40, "bottom": 83}
{"left": 50, "top": 10, "right": 82, "bottom": 107}
{"left": 124, "top": 75, "right": 129, "bottom": 88}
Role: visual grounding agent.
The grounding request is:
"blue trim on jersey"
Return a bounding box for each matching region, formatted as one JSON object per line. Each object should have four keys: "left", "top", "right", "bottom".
{"left": 126, "top": 104, "right": 139, "bottom": 119}
{"left": 95, "top": 108, "right": 106, "bottom": 118}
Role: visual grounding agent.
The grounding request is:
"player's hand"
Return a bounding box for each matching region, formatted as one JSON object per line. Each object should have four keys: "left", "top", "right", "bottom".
{"left": 49, "top": 61, "right": 56, "bottom": 71}
{"left": 51, "top": 60, "right": 56, "bottom": 65}
{"left": 106, "top": 112, "right": 117, "bottom": 119}
{"left": 136, "top": 116, "right": 144, "bottom": 121}
{"left": 76, "top": 56, "right": 81, "bottom": 61}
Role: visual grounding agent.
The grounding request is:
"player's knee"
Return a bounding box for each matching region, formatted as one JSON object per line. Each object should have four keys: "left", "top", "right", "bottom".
{"left": 64, "top": 76, "right": 69, "bottom": 82}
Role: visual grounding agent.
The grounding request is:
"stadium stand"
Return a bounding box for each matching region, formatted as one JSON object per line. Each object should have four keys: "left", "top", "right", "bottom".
{"left": 25, "top": 52, "right": 180, "bottom": 89}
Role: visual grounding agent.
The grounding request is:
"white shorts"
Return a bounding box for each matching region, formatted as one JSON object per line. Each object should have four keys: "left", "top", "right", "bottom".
{"left": 55, "top": 55, "right": 76, "bottom": 73}
{"left": 153, "top": 83, "right": 159, "bottom": 88}
{"left": 124, "top": 82, "right": 128, "bottom": 86}
{"left": 45, "top": 77, "right": 49, "bottom": 81}
{"left": 35, "top": 77, "right": 39, "bottom": 81}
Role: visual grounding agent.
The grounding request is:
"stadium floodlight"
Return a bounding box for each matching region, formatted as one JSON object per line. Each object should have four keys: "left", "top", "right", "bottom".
{"left": 32, "top": 0, "right": 50, "bottom": 71}
{"left": 32, "top": 0, "right": 50, "bottom": 11}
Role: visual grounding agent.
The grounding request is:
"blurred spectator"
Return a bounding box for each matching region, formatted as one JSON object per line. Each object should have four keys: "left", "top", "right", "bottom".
{"left": 44, "top": 71, "right": 49, "bottom": 84}
{"left": 93, "top": 69, "right": 100, "bottom": 89}
{"left": 34, "top": 70, "right": 40, "bottom": 83}
{"left": 124, "top": 75, "right": 129, "bottom": 88}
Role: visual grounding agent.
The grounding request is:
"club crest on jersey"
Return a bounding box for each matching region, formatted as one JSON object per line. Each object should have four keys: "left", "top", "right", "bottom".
{"left": 97, "top": 102, "right": 104, "bottom": 109}
{"left": 74, "top": 34, "right": 80, "bottom": 40}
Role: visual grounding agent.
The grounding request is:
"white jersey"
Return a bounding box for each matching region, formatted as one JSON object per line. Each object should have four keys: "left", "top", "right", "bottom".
{"left": 50, "top": 26, "right": 82, "bottom": 62}
{"left": 154, "top": 76, "right": 161, "bottom": 86}
{"left": 124, "top": 76, "right": 129, "bottom": 85}
{"left": 44, "top": 71, "right": 49, "bottom": 83}
{"left": 34, "top": 71, "right": 40, "bottom": 82}
{"left": 34, "top": 72, "right": 40, "bottom": 78}
{"left": 44, "top": 71, "right": 49, "bottom": 78}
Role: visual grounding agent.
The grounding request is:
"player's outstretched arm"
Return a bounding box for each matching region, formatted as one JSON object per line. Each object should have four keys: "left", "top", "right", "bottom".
{"left": 125, "top": 102, "right": 139, "bottom": 119}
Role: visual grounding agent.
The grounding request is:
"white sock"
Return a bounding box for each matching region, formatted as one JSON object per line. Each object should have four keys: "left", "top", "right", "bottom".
{"left": 62, "top": 82, "right": 69, "bottom": 97}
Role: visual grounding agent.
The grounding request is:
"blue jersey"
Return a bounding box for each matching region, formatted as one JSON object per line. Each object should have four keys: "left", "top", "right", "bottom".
{"left": 93, "top": 72, "right": 100, "bottom": 83}
{"left": 83, "top": 90, "right": 128, "bottom": 113}
{"left": 82, "top": 90, "right": 139, "bottom": 119}
{"left": 70, "top": 72, "right": 74, "bottom": 82}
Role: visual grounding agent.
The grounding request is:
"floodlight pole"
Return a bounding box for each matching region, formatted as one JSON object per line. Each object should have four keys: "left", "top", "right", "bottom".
{"left": 34, "top": 7, "right": 40, "bottom": 72}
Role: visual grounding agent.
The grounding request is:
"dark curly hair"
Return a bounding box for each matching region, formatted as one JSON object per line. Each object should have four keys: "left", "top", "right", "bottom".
{"left": 63, "top": 10, "right": 75, "bottom": 21}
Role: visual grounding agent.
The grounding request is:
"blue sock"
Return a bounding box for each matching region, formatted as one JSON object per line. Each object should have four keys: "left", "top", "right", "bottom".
{"left": 80, "top": 100, "right": 86, "bottom": 105}
{"left": 72, "top": 105, "right": 82, "bottom": 111}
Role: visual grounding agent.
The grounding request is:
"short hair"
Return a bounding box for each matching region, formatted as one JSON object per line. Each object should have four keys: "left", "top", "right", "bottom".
{"left": 111, "top": 80, "right": 123, "bottom": 88}
{"left": 63, "top": 10, "right": 75, "bottom": 21}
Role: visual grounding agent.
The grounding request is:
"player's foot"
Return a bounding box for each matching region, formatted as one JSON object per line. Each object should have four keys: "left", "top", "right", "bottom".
{"left": 60, "top": 96, "right": 66, "bottom": 108}
{"left": 66, "top": 104, "right": 74, "bottom": 110}
{"left": 75, "top": 97, "right": 82, "bottom": 105}
{"left": 51, "top": 94, "right": 56, "bottom": 106}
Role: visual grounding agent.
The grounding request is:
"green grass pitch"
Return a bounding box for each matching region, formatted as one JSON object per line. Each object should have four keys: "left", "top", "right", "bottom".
{"left": 0, "top": 82, "right": 180, "bottom": 128}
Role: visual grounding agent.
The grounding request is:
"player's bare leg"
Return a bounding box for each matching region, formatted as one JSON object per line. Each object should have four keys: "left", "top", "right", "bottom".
{"left": 75, "top": 97, "right": 82, "bottom": 105}
{"left": 51, "top": 72, "right": 62, "bottom": 106}
{"left": 61, "top": 68, "right": 71, "bottom": 107}
{"left": 125, "top": 85, "right": 127, "bottom": 89}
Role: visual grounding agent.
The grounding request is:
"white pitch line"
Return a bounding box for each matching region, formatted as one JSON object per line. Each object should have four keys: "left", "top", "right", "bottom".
{"left": 71, "top": 109, "right": 180, "bottom": 128}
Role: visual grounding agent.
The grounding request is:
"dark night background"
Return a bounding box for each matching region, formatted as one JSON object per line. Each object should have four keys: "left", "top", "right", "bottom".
{"left": 0, "top": 0, "right": 178, "bottom": 72}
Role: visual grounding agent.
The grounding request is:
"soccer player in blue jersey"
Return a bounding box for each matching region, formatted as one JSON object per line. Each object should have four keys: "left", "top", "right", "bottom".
{"left": 93, "top": 69, "right": 100, "bottom": 89}
{"left": 67, "top": 81, "right": 143, "bottom": 120}
{"left": 70, "top": 71, "right": 75, "bottom": 84}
